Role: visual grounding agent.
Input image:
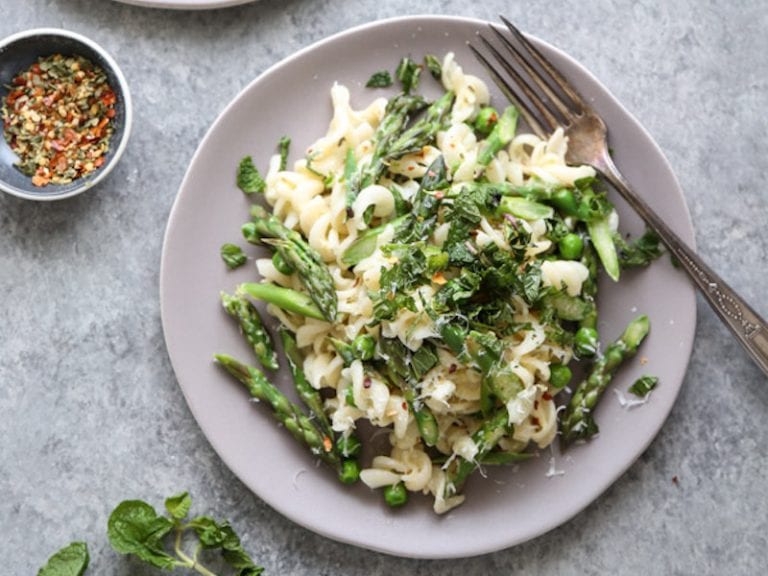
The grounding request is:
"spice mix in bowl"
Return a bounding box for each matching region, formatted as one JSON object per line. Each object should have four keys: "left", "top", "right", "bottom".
{"left": 0, "top": 28, "right": 132, "bottom": 201}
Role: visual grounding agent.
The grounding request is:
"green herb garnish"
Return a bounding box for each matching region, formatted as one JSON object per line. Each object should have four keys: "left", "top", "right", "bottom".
{"left": 616, "top": 229, "right": 663, "bottom": 268}
{"left": 37, "top": 542, "right": 89, "bottom": 576}
{"left": 396, "top": 56, "right": 421, "bottom": 93}
{"left": 220, "top": 243, "right": 247, "bottom": 269}
{"left": 107, "top": 491, "right": 263, "bottom": 575}
{"left": 236, "top": 156, "right": 266, "bottom": 195}
{"left": 366, "top": 70, "right": 393, "bottom": 88}
{"left": 278, "top": 136, "right": 291, "bottom": 171}
{"left": 424, "top": 54, "right": 442, "bottom": 80}
{"left": 629, "top": 375, "right": 659, "bottom": 397}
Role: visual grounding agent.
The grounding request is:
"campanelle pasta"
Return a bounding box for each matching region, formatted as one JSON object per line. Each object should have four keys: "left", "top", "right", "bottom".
{"left": 248, "top": 54, "right": 603, "bottom": 513}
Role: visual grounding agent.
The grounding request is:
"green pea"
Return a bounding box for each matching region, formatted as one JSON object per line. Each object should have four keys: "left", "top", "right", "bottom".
{"left": 272, "top": 251, "right": 295, "bottom": 275}
{"left": 352, "top": 334, "right": 376, "bottom": 361}
{"left": 339, "top": 459, "right": 361, "bottom": 484}
{"left": 474, "top": 106, "right": 499, "bottom": 137}
{"left": 549, "top": 364, "right": 572, "bottom": 389}
{"left": 574, "top": 326, "right": 599, "bottom": 357}
{"left": 384, "top": 482, "right": 408, "bottom": 508}
{"left": 558, "top": 233, "right": 584, "bottom": 260}
{"left": 338, "top": 433, "right": 362, "bottom": 458}
{"left": 550, "top": 188, "right": 579, "bottom": 217}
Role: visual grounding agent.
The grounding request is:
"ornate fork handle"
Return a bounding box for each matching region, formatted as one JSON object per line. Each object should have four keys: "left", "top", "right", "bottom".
{"left": 597, "top": 152, "right": 768, "bottom": 375}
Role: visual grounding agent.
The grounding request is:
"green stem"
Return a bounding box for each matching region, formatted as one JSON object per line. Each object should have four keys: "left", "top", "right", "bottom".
{"left": 173, "top": 529, "right": 219, "bottom": 576}
{"left": 587, "top": 216, "right": 620, "bottom": 281}
{"left": 239, "top": 283, "right": 325, "bottom": 321}
{"left": 478, "top": 106, "right": 519, "bottom": 166}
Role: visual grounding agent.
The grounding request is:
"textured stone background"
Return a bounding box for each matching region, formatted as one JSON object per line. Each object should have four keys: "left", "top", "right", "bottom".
{"left": 1, "top": 0, "right": 766, "bottom": 574}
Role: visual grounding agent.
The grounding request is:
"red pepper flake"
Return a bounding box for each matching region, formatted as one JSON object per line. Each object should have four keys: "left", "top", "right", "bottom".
{"left": 363, "top": 377, "right": 372, "bottom": 389}
{"left": 401, "top": 401, "right": 408, "bottom": 411}
{"left": 530, "top": 416, "right": 540, "bottom": 427}
{"left": 431, "top": 271, "right": 447, "bottom": 285}
{"left": 1, "top": 53, "right": 117, "bottom": 187}
{"left": 672, "top": 475, "right": 679, "bottom": 486}
{"left": 448, "top": 364, "right": 457, "bottom": 374}
{"left": 542, "top": 392, "right": 553, "bottom": 401}
{"left": 322, "top": 436, "right": 333, "bottom": 452}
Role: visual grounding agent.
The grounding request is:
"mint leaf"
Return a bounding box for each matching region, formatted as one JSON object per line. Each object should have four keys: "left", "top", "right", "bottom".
{"left": 278, "top": 136, "right": 290, "bottom": 171}
{"left": 616, "top": 229, "right": 663, "bottom": 268}
{"left": 164, "top": 491, "right": 192, "bottom": 520}
{"left": 188, "top": 515, "right": 225, "bottom": 547}
{"left": 519, "top": 262, "right": 542, "bottom": 304}
{"left": 107, "top": 500, "right": 176, "bottom": 569}
{"left": 629, "top": 375, "right": 658, "bottom": 397}
{"left": 396, "top": 57, "right": 421, "bottom": 93}
{"left": 237, "top": 156, "right": 266, "bottom": 195}
{"left": 188, "top": 516, "right": 264, "bottom": 575}
{"left": 221, "top": 243, "right": 247, "bottom": 269}
{"left": 366, "top": 70, "right": 393, "bottom": 88}
{"left": 37, "top": 542, "right": 89, "bottom": 576}
{"left": 424, "top": 54, "right": 441, "bottom": 80}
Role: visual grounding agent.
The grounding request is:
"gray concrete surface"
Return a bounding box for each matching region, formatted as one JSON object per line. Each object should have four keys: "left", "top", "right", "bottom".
{"left": 1, "top": 0, "right": 766, "bottom": 574}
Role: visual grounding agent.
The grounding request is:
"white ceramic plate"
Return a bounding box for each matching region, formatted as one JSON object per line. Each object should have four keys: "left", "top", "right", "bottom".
{"left": 160, "top": 15, "right": 696, "bottom": 559}
{"left": 112, "top": 0, "right": 255, "bottom": 9}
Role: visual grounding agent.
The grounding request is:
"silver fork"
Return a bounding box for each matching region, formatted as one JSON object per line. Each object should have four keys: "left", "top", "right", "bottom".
{"left": 470, "top": 16, "right": 768, "bottom": 377}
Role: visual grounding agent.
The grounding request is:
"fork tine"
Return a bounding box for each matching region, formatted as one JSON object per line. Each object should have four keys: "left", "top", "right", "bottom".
{"left": 468, "top": 43, "right": 547, "bottom": 139}
{"left": 487, "top": 25, "right": 573, "bottom": 124}
{"left": 499, "top": 16, "right": 587, "bottom": 114}
{"left": 477, "top": 36, "right": 561, "bottom": 134}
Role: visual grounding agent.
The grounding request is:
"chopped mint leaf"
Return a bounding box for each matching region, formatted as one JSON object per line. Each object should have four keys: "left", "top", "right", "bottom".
{"left": 366, "top": 70, "right": 393, "bottom": 88}
{"left": 220, "top": 243, "right": 247, "bottom": 269}
{"left": 629, "top": 375, "right": 658, "bottom": 397}
{"left": 396, "top": 56, "right": 421, "bottom": 93}
{"left": 236, "top": 156, "right": 266, "bottom": 195}
{"left": 424, "top": 54, "right": 442, "bottom": 80}
{"left": 278, "top": 136, "right": 291, "bottom": 171}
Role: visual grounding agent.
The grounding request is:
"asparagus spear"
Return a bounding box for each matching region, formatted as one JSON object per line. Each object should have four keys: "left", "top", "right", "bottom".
{"left": 346, "top": 93, "right": 427, "bottom": 209}
{"left": 587, "top": 215, "right": 620, "bottom": 282}
{"left": 279, "top": 328, "right": 333, "bottom": 441}
{"left": 221, "top": 291, "right": 279, "bottom": 370}
{"left": 341, "top": 153, "right": 449, "bottom": 265}
{"left": 383, "top": 90, "right": 455, "bottom": 161}
{"left": 346, "top": 92, "right": 455, "bottom": 212}
{"left": 560, "top": 315, "right": 650, "bottom": 447}
{"left": 499, "top": 196, "right": 554, "bottom": 220}
{"left": 239, "top": 282, "right": 325, "bottom": 321}
{"left": 477, "top": 105, "right": 519, "bottom": 166}
{"left": 341, "top": 215, "right": 409, "bottom": 267}
{"left": 377, "top": 338, "right": 440, "bottom": 447}
{"left": 214, "top": 354, "right": 338, "bottom": 467}
{"left": 243, "top": 205, "right": 337, "bottom": 321}
{"left": 443, "top": 408, "right": 512, "bottom": 497}
{"left": 283, "top": 328, "right": 365, "bottom": 482}
{"left": 579, "top": 237, "right": 599, "bottom": 330}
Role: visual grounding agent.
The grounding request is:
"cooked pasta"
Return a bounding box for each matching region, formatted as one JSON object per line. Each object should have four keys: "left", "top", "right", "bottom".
{"left": 221, "top": 53, "right": 651, "bottom": 514}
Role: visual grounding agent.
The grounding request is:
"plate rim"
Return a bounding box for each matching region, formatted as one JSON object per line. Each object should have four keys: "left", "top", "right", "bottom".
{"left": 160, "top": 14, "right": 697, "bottom": 558}
{"left": 111, "top": 0, "right": 256, "bottom": 9}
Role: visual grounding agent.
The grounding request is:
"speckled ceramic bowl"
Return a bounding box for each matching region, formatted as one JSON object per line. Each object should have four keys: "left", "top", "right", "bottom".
{"left": 0, "top": 28, "right": 132, "bottom": 201}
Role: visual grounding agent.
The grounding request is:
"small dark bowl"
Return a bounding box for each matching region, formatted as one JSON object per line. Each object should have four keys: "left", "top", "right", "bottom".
{"left": 0, "top": 28, "right": 132, "bottom": 201}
